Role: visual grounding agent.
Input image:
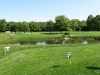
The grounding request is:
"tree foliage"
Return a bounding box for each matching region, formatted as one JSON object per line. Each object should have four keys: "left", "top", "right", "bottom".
{"left": 0, "top": 19, "right": 6, "bottom": 32}
{"left": 86, "top": 15, "right": 94, "bottom": 31}
{"left": 0, "top": 14, "right": 100, "bottom": 32}
{"left": 55, "top": 15, "right": 69, "bottom": 33}
{"left": 20, "top": 21, "right": 30, "bottom": 33}
{"left": 47, "top": 20, "right": 54, "bottom": 33}
{"left": 29, "top": 21, "right": 39, "bottom": 32}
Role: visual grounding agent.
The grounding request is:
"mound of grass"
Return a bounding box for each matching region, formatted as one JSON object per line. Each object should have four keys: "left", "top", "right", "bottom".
{"left": 0, "top": 44, "right": 100, "bottom": 75}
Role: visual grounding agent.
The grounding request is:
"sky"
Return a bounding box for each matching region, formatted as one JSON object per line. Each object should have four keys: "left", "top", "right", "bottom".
{"left": 0, "top": 0, "right": 100, "bottom": 22}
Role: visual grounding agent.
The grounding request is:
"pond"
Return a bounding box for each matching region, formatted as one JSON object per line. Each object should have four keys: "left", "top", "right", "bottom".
{"left": 8, "top": 39, "right": 66, "bottom": 46}
{"left": 7, "top": 37, "right": 100, "bottom": 46}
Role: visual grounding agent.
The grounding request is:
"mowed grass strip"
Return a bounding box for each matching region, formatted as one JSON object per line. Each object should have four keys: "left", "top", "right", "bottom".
{"left": 0, "top": 44, "right": 100, "bottom": 75}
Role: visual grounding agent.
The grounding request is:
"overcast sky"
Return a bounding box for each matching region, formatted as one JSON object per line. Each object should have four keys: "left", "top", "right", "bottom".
{"left": 0, "top": 0, "right": 100, "bottom": 22}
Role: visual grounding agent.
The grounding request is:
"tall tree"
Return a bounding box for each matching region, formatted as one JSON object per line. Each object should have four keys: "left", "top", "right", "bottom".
{"left": 9, "top": 21, "right": 19, "bottom": 32}
{"left": 93, "top": 15, "right": 100, "bottom": 31}
{"left": 47, "top": 20, "right": 54, "bottom": 33}
{"left": 77, "top": 20, "right": 87, "bottom": 31}
{"left": 37, "top": 22, "right": 47, "bottom": 31}
{"left": 0, "top": 19, "right": 6, "bottom": 32}
{"left": 55, "top": 15, "right": 69, "bottom": 33}
{"left": 86, "top": 15, "right": 94, "bottom": 31}
{"left": 20, "top": 21, "right": 30, "bottom": 33}
{"left": 29, "top": 21, "right": 39, "bottom": 32}
{"left": 6, "top": 22, "right": 11, "bottom": 31}
{"left": 70, "top": 19, "right": 79, "bottom": 31}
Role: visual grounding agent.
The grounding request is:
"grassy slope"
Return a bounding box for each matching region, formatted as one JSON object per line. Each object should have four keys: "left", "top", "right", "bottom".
{"left": 0, "top": 44, "right": 100, "bottom": 75}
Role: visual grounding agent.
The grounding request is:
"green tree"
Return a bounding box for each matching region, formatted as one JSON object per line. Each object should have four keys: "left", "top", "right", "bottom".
{"left": 0, "top": 19, "right": 6, "bottom": 32}
{"left": 70, "top": 19, "right": 79, "bottom": 31}
{"left": 37, "top": 22, "right": 47, "bottom": 31}
{"left": 55, "top": 15, "right": 69, "bottom": 33}
{"left": 93, "top": 15, "right": 100, "bottom": 31}
{"left": 86, "top": 15, "right": 94, "bottom": 31}
{"left": 20, "top": 21, "right": 30, "bottom": 33}
{"left": 29, "top": 21, "right": 39, "bottom": 32}
{"left": 47, "top": 20, "right": 54, "bottom": 33}
{"left": 17, "top": 22, "right": 22, "bottom": 32}
{"left": 77, "top": 20, "right": 87, "bottom": 31}
{"left": 6, "top": 22, "right": 12, "bottom": 31}
{"left": 9, "top": 21, "right": 19, "bottom": 32}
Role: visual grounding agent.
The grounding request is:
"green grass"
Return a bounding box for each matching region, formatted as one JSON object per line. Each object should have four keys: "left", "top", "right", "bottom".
{"left": 0, "top": 44, "right": 100, "bottom": 75}
{"left": 0, "top": 31, "right": 100, "bottom": 75}
{"left": 70, "top": 31, "right": 100, "bottom": 36}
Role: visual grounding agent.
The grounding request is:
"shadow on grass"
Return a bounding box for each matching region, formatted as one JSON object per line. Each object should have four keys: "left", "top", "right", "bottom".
{"left": 86, "top": 66, "right": 100, "bottom": 70}
{"left": 41, "top": 32, "right": 63, "bottom": 35}
{"left": 41, "top": 33, "right": 60, "bottom": 35}
{"left": 52, "top": 65, "right": 60, "bottom": 68}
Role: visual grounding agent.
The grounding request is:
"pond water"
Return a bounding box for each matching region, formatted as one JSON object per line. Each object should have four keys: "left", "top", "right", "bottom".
{"left": 82, "top": 41, "right": 88, "bottom": 44}
{"left": 7, "top": 37, "right": 100, "bottom": 46}
{"left": 8, "top": 39, "right": 90, "bottom": 46}
{"left": 8, "top": 39, "right": 67, "bottom": 46}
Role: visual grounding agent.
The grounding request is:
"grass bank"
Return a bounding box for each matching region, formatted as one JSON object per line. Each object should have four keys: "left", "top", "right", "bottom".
{"left": 0, "top": 44, "right": 100, "bottom": 75}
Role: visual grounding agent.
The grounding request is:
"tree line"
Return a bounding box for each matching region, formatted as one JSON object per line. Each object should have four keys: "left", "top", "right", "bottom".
{"left": 0, "top": 14, "right": 100, "bottom": 33}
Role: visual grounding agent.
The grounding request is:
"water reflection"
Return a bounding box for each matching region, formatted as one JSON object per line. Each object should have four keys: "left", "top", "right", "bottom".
{"left": 7, "top": 39, "right": 93, "bottom": 46}
{"left": 6, "top": 36, "right": 100, "bottom": 46}
{"left": 55, "top": 39, "right": 59, "bottom": 43}
{"left": 8, "top": 43, "right": 20, "bottom": 46}
{"left": 62, "top": 40, "right": 65, "bottom": 44}
{"left": 36, "top": 42, "right": 46, "bottom": 45}
{"left": 8, "top": 39, "right": 66, "bottom": 46}
{"left": 82, "top": 41, "right": 88, "bottom": 44}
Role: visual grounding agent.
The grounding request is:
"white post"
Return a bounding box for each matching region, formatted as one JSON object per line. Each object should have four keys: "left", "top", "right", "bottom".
{"left": 4, "top": 46, "right": 10, "bottom": 55}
